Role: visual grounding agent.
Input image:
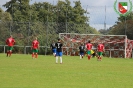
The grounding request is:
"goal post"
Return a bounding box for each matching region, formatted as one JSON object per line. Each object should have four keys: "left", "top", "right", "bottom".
{"left": 59, "top": 33, "right": 131, "bottom": 58}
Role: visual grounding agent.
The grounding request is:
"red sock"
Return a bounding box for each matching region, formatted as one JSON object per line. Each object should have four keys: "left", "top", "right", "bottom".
{"left": 97, "top": 56, "right": 99, "bottom": 60}
{"left": 9, "top": 51, "right": 12, "bottom": 57}
{"left": 88, "top": 56, "right": 90, "bottom": 60}
{"left": 7, "top": 51, "right": 9, "bottom": 56}
{"left": 35, "top": 53, "right": 38, "bottom": 58}
{"left": 32, "top": 53, "right": 34, "bottom": 58}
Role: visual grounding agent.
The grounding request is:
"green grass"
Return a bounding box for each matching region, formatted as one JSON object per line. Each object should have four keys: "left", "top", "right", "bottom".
{"left": 0, "top": 53, "right": 133, "bottom": 88}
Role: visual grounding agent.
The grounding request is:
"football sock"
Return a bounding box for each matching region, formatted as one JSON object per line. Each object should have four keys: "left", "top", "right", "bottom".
{"left": 100, "top": 57, "right": 102, "bottom": 60}
{"left": 88, "top": 56, "right": 90, "bottom": 60}
{"left": 56, "top": 57, "right": 58, "bottom": 63}
{"left": 9, "top": 51, "right": 12, "bottom": 57}
{"left": 32, "top": 53, "right": 34, "bottom": 58}
{"left": 80, "top": 55, "right": 82, "bottom": 59}
{"left": 7, "top": 51, "right": 9, "bottom": 57}
{"left": 97, "top": 56, "right": 99, "bottom": 60}
{"left": 35, "top": 53, "right": 38, "bottom": 58}
{"left": 60, "top": 57, "right": 62, "bottom": 63}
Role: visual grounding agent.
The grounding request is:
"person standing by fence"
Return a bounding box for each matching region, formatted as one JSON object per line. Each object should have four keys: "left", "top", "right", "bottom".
{"left": 6, "top": 35, "right": 15, "bottom": 57}
{"left": 31, "top": 37, "right": 39, "bottom": 59}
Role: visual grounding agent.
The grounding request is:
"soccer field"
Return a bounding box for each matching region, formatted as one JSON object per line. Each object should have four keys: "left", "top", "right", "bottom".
{"left": 0, "top": 54, "right": 133, "bottom": 88}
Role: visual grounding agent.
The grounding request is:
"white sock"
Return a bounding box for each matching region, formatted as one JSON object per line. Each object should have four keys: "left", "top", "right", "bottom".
{"left": 56, "top": 57, "right": 58, "bottom": 63}
{"left": 60, "top": 57, "right": 62, "bottom": 63}
{"left": 80, "top": 55, "right": 82, "bottom": 59}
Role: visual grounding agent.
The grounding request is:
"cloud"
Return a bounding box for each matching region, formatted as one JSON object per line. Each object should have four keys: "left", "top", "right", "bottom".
{"left": 85, "top": 6, "right": 119, "bottom": 30}
{"left": 0, "top": 0, "right": 10, "bottom": 5}
{"left": 80, "top": 0, "right": 115, "bottom": 6}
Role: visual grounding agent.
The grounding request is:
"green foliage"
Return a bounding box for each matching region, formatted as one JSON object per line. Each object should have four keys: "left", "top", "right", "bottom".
{"left": 3, "top": 0, "right": 30, "bottom": 22}
{"left": 99, "top": 29, "right": 110, "bottom": 35}
{"left": 109, "top": 12, "right": 133, "bottom": 39}
{"left": 3, "top": 0, "right": 91, "bottom": 27}
{"left": 1, "top": 0, "right": 99, "bottom": 54}
{"left": 0, "top": 8, "right": 12, "bottom": 21}
{"left": 0, "top": 8, "right": 12, "bottom": 45}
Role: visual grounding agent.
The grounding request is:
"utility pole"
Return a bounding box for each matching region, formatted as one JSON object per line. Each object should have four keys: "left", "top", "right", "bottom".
{"left": 104, "top": 6, "right": 106, "bottom": 30}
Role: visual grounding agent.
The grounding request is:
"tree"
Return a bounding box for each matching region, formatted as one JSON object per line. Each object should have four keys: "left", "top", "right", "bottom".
{"left": 73, "top": 0, "right": 88, "bottom": 23}
{"left": 2, "top": 0, "right": 99, "bottom": 54}
{"left": 3, "top": 0, "right": 30, "bottom": 22}
{"left": 109, "top": 12, "right": 133, "bottom": 40}
{"left": 0, "top": 8, "right": 12, "bottom": 46}
{"left": 0, "top": 8, "right": 12, "bottom": 21}
{"left": 99, "top": 29, "right": 110, "bottom": 35}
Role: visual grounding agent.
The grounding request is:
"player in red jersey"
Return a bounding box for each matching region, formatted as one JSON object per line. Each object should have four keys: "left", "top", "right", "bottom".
{"left": 97, "top": 42, "right": 104, "bottom": 61}
{"left": 31, "top": 37, "right": 39, "bottom": 59}
{"left": 6, "top": 35, "right": 15, "bottom": 57}
{"left": 85, "top": 40, "right": 93, "bottom": 60}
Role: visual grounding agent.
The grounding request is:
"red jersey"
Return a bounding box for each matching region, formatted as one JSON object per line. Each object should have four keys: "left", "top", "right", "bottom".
{"left": 97, "top": 44, "right": 104, "bottom": 52}
{"left": 32, "top": 40, "right": 39, "bottom": 49}
{"left": 86, "top": 43, "right": 93, "bottom": 50}
{"left": 6, "top": 37, "right": 15, "bottom": 46}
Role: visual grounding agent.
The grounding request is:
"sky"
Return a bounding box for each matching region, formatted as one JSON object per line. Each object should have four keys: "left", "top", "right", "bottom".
{"left": 0, "top": 0, "right": 115, "bottom": 6}
{"left": 0, "top": 0, "right": 132, "bottom": 30}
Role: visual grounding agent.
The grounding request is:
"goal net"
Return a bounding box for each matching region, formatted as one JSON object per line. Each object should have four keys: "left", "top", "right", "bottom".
{"left": 59, "top": 33, "right": 133, "bottom": 58}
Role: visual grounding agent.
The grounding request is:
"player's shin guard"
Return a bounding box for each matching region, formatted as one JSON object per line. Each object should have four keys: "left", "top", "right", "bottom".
{"left": 60, "top": 57, "right": 62, "bottom": 64}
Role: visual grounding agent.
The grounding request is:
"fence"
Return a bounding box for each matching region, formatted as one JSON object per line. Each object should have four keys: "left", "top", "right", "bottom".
{"left": 0, "top": 6, "right": 130, "bottom": 56}
{"left": 1, "top": 44, "right": 133, "bottom": 58}
{"left": 0, "top": 45, "right": 51, "bottom": 55}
